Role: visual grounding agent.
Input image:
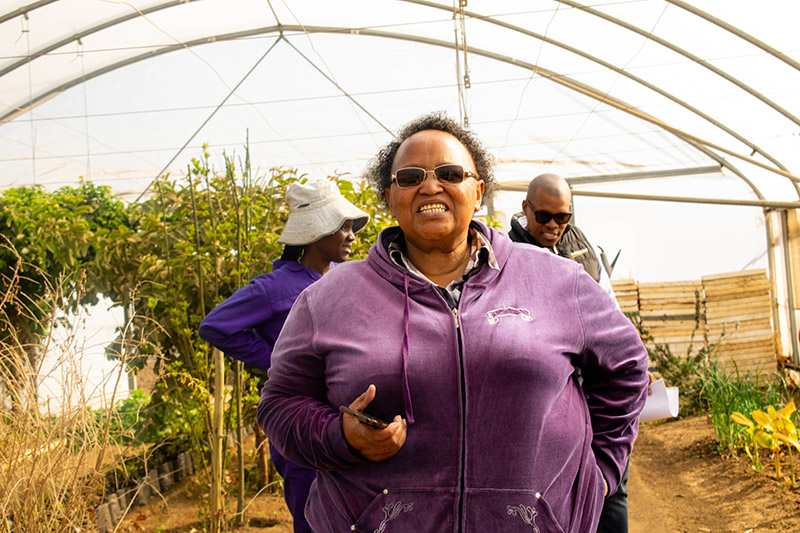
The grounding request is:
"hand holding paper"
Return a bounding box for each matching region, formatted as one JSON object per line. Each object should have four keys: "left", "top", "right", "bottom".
{"left": 640, "top": 378, "right": 679, "bottom": 422}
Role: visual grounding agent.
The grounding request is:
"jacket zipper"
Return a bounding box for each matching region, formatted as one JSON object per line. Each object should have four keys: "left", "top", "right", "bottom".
{"left": 435, "top": 290, "right": 467, "bottom": 532}
{"left": 452, "top": 305, "right": 467, "bottom": 532}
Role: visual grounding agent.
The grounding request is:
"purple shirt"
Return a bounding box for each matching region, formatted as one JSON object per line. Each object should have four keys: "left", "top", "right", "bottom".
{"left": 198, "top": 260, "right": 322, "bottom": 371}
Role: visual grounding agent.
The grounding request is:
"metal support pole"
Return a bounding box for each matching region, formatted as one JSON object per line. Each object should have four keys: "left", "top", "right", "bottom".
{"left": 780, "top": 210, "right": 800, "bottom": 365}
{"left": 764, "top": 210, "right": 783, "bottom": 358}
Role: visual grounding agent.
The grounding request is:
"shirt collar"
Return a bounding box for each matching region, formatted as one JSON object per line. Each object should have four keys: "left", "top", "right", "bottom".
{"left": 388, "top": 227, "right": 499, "bottom": 290}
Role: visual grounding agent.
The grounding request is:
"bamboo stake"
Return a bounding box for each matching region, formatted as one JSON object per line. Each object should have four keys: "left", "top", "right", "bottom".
{"left": 210, "top": 347, "right": 225, "bottom": 532}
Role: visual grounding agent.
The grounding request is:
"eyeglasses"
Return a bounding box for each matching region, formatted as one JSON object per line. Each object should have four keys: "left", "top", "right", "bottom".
{"left": 526, "top": 200, "right": 572, "bottom": 224}
{"left": 391, "top": 164, "right": 478, "bottom": 189}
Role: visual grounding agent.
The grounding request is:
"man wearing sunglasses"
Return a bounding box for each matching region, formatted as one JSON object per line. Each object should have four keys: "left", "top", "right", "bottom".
{"left": 508, "top": 172, "right": 626, "bottom": 533}
{"left": 508, "top": 173, "right": 610, "bottom": 290}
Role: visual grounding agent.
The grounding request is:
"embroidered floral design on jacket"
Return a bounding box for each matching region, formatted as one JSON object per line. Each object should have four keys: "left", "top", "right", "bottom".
{"left": 373, "top": 501, "right": 414, "bottom": 533}
{"left": 507, "top": 504, "right": 541, "bottom": 532}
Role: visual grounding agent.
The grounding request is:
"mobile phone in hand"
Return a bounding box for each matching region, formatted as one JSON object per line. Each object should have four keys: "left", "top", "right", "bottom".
{"left": 339, "top": 405, "right": 389, "bottom": 429}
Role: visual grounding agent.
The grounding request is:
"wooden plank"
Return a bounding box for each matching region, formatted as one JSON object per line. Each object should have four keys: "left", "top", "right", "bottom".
{"left": 701, "top": 269, "right": 768, "bottom": 282}
{"left": 717, "top": 357, "right": 776, "bottom": 370}
{"left": 704, "top": 286, "right": 770, "bottom": 298}
{"left": 717, "top": 354, "right": 776, "bottom": 366}
{"left": 640, "top": 279, "right": 702, "bottom": 289}
{"left": 640, "top": 311, "right": 698, "bottom": 318}
{"left": 707, "top": 316, "right": 771, "bottom": 326}
{"left": 706, "top": 305, "right": 771, "bottom": 316}
{"left": 716, "top": 353, "right": 774, "bottom": 365}
{"left": 646, "top": 321, "right": 703, "bottom": 331}
{"left": 715, "top": 361, "right": 778, "bottom": 380}
{"left": 717, "top": 333, "right": 775, "bottom": 345}
{"left": 707, "top": 324, "right": 773, "bottom": 335}
{"left": 705, "top": 294, "right": 770, "bottom": 306}
{"left": 704, "top": 282, "right": 769, "bottom": 294}
{"left": 705, "top": 305, "right": 771, "bottom": 316}
{"left": 708, "top": 331, "right": 774, "bottom": 344}
{"left": 704, "top": 277, "right": 768, "bottom": 288}
{"left": 639, "top": 302, "right": 700, "bottom": 311}
{"left": 716, "top": 341, "right": 776, "bottom": 354}
{"left": 717, "top": 346, "right": 776, "bottom": 359}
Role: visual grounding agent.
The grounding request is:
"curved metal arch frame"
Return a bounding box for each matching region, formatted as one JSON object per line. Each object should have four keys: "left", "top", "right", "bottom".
{"left": 1, "top": 11, "right": 797, "bottom": 360}
{"left": 556, "top": 0, "right": 800, "bottom": 130}
{"left": 401, "top": 0, "right": 800, "bottom": 199}
{"left": 401, "top": 0, "right": 793, "bottom": 177}
{"left": 3, "top": 5, "right": 799, "bottom": 194}
{"left": 1, "top": 18, "right": 783, "bottom": 253}
{"left": 0, "top": 0, "right": 204, "bottom": 80}
{"left": 666, "top": 0, "right": 800, "bottom": 73}
{"left": 0, "top": 0, "right": 58, "bottom": 25}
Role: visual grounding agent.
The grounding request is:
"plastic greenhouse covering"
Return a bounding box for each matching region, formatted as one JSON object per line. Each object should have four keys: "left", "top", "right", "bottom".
{"left": 2, "top": 0, "right": 800, "bottom": 358}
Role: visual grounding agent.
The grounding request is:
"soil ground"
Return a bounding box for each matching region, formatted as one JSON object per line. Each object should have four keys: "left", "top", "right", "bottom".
{"left": 120, "top": 415, "right": 800, "bottom": 532}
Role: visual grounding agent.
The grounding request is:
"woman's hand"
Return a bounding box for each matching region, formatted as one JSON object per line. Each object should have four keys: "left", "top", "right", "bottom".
{"left": 342, "top": 384, "right": 407, "bottom": 462}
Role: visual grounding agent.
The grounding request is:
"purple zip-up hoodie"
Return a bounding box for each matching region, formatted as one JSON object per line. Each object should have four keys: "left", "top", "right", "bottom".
{"left": 258, "top": 221, "right": 648, "bottom": 533}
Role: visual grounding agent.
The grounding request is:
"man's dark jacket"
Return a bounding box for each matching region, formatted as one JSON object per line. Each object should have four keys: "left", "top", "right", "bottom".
{"left": 509, "top": 212, "right": 601, "bottom": 282}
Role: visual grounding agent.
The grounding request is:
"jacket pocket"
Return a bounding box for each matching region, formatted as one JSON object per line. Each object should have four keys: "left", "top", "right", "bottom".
{"left": 464, "top": 488, "right": 566, "bottom": 533}
{"left": 351, "top": 487, "right": 456, "bottom": 533}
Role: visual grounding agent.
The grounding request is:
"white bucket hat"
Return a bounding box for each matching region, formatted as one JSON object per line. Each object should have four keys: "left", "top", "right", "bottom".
{"left": 278, "top": 179, "right": 370, "bottom": 246}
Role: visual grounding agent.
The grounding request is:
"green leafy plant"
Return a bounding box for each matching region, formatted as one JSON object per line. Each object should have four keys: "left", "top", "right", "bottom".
{"left": 700, "top": 361, "right": 786, "bottom": 454}
{"left": 0, "top": 182, "right": 128, "bottom": 412}
{"left": 731, "top": 400, "right": 800, "bottom": 487}
{"left": 90, "top": 142, "right": 395, "bottom": 527}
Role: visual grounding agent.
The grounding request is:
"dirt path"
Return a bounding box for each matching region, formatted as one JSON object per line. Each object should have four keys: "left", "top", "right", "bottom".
{"left": 124, "top": 415, "right": 800, "bottom": 532}
{"left": 629, "top": 415, "right": 800, "bottom": 533}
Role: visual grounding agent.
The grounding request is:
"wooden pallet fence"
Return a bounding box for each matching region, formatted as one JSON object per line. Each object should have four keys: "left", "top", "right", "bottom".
{"left": 702, "top": 269, "right": 776, "bottom": 376}
{"left": 611, "top": 279, "right": 639, "bottom": 314}
{"left": 612, "top": 269, "right": 778, "bottom": 377}
{"left": 637, "top": 279, "right": 705, "bottom": 356}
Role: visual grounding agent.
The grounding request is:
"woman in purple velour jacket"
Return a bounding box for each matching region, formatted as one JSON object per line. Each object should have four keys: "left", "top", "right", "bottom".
{"left": 199, "top": 179, "right": 369, "bottom": 533}
{"left": 258, "top": 113, "right": 649, "bottom": 533}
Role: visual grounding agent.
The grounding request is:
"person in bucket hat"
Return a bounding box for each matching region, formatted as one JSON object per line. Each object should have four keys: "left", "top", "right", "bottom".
{"left": 199, "top": 178, "right": 368, "bottom": 533}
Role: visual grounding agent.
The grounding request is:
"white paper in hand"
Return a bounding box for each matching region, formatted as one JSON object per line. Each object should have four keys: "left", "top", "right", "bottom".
{"left": 639, "top": 378, "right": 679, "bottom": 422}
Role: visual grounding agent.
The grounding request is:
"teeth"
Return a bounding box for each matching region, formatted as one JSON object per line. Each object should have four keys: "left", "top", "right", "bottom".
{"left": 419, "top": 203, "right": 447, "bottom": 213}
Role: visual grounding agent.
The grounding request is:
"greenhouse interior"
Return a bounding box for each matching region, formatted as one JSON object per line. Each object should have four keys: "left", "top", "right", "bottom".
{"left": 2, "top": 1, "right": 800, "bottom": 531}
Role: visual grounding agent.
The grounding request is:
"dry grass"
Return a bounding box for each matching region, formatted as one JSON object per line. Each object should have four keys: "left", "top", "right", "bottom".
{"left": 0, "top": 266, "right": 140, "bottom": 532}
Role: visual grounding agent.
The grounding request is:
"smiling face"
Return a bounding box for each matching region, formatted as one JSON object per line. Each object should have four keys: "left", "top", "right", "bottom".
{"left": 523, "top": 188, "right": 572, "bottom": 248}
{"left": 385, "top": 130, "right": 484, "bottom": 253}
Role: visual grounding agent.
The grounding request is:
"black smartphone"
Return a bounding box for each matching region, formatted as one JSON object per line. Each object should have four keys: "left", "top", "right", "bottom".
{"left": 339, "top": 405, "right": 389, "bottom": 429}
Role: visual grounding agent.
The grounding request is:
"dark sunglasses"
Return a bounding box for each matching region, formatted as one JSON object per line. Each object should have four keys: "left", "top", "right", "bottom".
{"left": 526, "top": 200, "right": 572, "bottom": 224}
{"left": 391, "top": 164, "right": 478, "bottom": 189}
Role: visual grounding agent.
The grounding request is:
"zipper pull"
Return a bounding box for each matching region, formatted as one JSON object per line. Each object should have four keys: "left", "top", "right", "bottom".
{"left": 452, "top": 308, "right": 459, "bottom": 329}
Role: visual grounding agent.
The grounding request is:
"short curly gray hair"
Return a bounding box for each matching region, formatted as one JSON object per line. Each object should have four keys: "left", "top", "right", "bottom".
{"left": 365, "top": 112, "right": 496, "bottom": 208}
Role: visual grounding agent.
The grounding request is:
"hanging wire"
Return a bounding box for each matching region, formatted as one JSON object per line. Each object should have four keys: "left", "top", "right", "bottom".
{"left": 22, "top": 12, "right": 36, "bottom": 183}
{"left": 134, "top": 37, "right": 282, "bottom": 203}
{"left": 99, "top": 0, "right": 313, "bottom": 166}
{"left": 453, "top": 0, "right": 471, "bottom": 127}
{"left": 281, "top": 37, "right": 396, "bottom": 138}
{"left": 276, "top": 0, "right": 391, "bottom": 145}
{"left": 498, "top": 2, "right": 562, "bottom": 159}
{"left": 549, "top": 2, "right": 671, "bottom": 174}
{"left": 78, "top": 38, "right": 92, "bottom": 180}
